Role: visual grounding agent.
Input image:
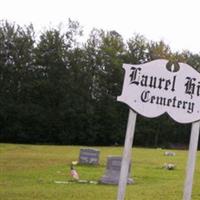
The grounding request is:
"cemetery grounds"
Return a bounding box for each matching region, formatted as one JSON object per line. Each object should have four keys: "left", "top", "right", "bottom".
{"left": 1, "top": 143, "right": 200, "bottom": 200}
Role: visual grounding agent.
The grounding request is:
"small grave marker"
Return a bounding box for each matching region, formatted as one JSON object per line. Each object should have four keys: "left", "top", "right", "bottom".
{"left": 79, "top": 148, "right": 100, "bottom": 165}
{"left": 164, "top": 151, "right": 176, "bottom": 156}
{"left": 163, "top": 163, "right": 176, "bottom": 170}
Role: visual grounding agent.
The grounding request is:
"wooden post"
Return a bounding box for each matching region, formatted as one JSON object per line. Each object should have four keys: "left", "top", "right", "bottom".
{"left": 117, "top": 109, "right": 137, "bottom": 200}
{"left": 183, "top": 121, "right": 200, "bottom": 200}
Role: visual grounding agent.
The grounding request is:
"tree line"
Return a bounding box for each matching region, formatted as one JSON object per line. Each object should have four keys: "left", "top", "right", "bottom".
{"left": 0, "top": 19, "right": 199, "bottom": 148}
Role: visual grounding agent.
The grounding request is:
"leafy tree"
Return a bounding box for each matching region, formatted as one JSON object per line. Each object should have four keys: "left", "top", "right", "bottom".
{"left": 147, "top": 40, "right": 172, "bottom": 60}
{"left": 0, "top": 21, "right": 35, "bottom": 142}
{"left": 86, "top": 30, "right": 127, "bottom": 145}
{"left": 125, "top": 34, "right": 149, "bottom": 64}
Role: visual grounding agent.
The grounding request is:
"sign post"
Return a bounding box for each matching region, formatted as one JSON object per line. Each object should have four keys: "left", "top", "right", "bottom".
{"left": 183, "top": 121, "right": 200, "bottom": 200}
{"left": 117, "top": 59, "right": 200, "bottom": 200}
{"left": 117, "top": 109, "right": 137, "bottom": 200}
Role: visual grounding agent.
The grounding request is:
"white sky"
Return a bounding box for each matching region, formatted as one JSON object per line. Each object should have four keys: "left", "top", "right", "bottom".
{"left": 0, "top": 0, "right": 200, "bottom": 53}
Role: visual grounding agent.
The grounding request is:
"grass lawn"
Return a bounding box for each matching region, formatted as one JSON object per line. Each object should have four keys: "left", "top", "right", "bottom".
{"left": 1, "top": 143, "right": 200, "bottom": 200}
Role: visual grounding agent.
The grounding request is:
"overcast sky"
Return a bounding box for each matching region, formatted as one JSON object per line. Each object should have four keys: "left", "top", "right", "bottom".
{"left": 0, "top": 0, "right": 200, "bottom": 53}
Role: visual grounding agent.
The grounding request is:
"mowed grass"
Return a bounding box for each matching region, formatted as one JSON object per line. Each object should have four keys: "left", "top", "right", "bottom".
{"left": 1, "top": 144, "right": 200, "bottom": 200}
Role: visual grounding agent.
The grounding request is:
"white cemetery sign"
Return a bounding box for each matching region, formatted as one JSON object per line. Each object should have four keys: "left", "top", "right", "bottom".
{"left": 118, "top": 59, "right": 200, "bottom": 124}
{"left": 117, "top": 59, "right": 200, "bottom": 200}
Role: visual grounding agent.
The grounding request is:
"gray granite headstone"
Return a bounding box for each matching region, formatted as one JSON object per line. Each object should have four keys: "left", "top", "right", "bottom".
{"left": 79, "top": 148, "right": 100, "bottom": 165}
{"left": 100, "top": 156, "right": 133, "bottom": 184}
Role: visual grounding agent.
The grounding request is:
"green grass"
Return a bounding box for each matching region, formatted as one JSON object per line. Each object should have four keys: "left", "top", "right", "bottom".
{"left": 1, "top": 143, "right": 200, "bottom": 200}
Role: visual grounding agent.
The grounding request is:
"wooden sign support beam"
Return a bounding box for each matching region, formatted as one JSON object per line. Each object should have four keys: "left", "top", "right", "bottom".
{"left": 117, "top": 109, "right": 137, "bottom": 200}
{"left": 183, "top": 121, "right": 200, "bottom": 200}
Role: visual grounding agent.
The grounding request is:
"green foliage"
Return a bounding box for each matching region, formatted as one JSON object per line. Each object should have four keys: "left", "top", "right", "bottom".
{"left": 0, "top": 20, "right": 198, "bottom": 147}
